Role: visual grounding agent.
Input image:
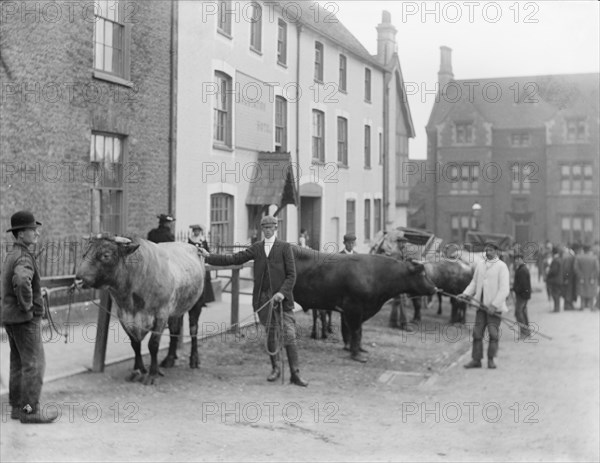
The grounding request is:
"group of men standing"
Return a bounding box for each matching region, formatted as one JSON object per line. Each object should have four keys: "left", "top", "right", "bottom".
{"left": 544, "top": 242, "right": 600, "bottom": 313}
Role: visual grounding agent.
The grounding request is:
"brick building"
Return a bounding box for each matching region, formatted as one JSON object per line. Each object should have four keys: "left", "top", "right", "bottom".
{"left": 0, "top": 1, "right": 176, "bottom": 247}
{"left": 175, "top": 1, "right": 414, "bottom": 252}
{"left": 423, "top": 47, "right": 599, "bottom": 247}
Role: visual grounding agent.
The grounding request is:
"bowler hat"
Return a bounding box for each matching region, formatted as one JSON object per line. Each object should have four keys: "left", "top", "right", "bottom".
{"left": 189, "top": 224, "right": 203, "bottom": 231}
{"left": 343, "top": 233, "right": 357, "bottom": 242}
{"left": 157, "top": 214, "right": 175, "bottom": 223}
{"left": 6, "top": 210, "right": 42, "bottom": 232}
{"left": 260, "top": 216, "right": 277, "bottom": 226}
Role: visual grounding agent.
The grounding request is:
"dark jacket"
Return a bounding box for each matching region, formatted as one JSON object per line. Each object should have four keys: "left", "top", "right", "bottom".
{"left": 1, "top": 242, "right": 44, "bottom": 325}
{"left": 189, "top": 238, "right": 215, "bottom": 304}
{"left": 546, "top": 256, "right": 563, "bottom": 287}
{"left": 147, "top": 225, "right": 175, "bottom": 243}
{"left": 513, "top": 262, "right": 532, "bottom": 300}
{"left": 206, "top": 239, "right": 296, "bottom": 311}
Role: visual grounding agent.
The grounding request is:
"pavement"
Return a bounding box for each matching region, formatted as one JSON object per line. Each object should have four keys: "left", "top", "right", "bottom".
{"left": 0, "top": 280, "right": 258, "bottom": 395}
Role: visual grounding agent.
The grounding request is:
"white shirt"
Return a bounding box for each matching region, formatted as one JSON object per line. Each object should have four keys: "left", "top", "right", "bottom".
{"left": 264, "top": 236, "right": 276, "bottom": 257}
{"left": 463, "top": 256, "right": 510, "bottom": 313}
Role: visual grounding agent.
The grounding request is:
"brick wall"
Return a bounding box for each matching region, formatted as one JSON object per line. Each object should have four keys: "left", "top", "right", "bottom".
{"left": 0, "top": 1, "right": 173, "bottom": 244}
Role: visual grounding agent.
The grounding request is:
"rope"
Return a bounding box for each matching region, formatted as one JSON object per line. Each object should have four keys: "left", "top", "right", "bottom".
{"left": 70, "top": 283, "right": 276, "bottom": 341}
{"left": 41, "top": 286, "right": 73, "bottom": 343}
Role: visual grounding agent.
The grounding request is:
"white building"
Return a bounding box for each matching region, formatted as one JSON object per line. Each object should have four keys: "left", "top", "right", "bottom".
{"left": 176, "top": 1, "right": 413, "bottom": 252}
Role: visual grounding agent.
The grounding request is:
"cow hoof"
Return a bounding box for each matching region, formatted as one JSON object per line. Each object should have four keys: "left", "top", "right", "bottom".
{"left": 359, "top": 346, "right": 368, "bottom": 353}
{"left": 310, "top": 332, "right": 317, "bottom": 340}
{"left": 126, "top": 369, "right": 145, "bottom": 382}
{"left": 399, "top": 324, "right": 416, "bottom": 333}
{"left": 160, "top": 355, "right": 177, "bottom": 368}
{"left": 343, "top": 345, "right": 351, "bottom": 352}
{"left": 351, "top": 353, "right": 368, "bottom": 363}
{"left": 142, "top": 374, "right": 157, "bottom": 386}
{"left": 189, "top": 356, "right": 200, "bottom": 369}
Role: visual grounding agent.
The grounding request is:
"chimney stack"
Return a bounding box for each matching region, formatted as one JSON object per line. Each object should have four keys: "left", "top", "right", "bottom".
{"left": 376, "top": 10, "right": 397, "bottom": 65}
{"left": 438, "top": 46, "right": 454, "bottom": 91}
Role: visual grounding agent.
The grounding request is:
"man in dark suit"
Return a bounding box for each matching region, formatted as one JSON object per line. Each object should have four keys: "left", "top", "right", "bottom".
{"left": 512, "top": 251, "right": 532, "bottom": 338}
{"left": 198, "top": 216, "right": 307, "bottom": 387}
{"left": 147, "top": 214, "right": 175, "bottom": 243}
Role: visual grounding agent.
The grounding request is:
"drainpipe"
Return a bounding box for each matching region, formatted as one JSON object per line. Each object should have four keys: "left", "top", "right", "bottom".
{"left": 168, "top": 1, "right": 178, "bottom": 217}
{"left": 382, "top": 71, "right": 390, "bottom": 232}
{"left": 295, "top": 24, "right": 303, "bottom": 237}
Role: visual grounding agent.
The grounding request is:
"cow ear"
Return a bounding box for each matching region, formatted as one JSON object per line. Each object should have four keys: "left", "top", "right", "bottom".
{"left": 122, "top": 243, "right": 140, "bottom": 255}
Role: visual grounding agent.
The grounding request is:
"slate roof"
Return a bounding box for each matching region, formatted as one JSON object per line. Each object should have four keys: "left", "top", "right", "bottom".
{"left": 427, "top": 73, "right": 599, "bottom": 129}
{"left": 275, "top": 1, "right": 382, "bottom": 68}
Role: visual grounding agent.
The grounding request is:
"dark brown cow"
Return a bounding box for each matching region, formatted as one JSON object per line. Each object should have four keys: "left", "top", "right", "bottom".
{"left": 425, "top": 260, "right": 473, "bottom": 324}
{"left": 75, "top": 234, "right": 205, "bottom": 385}
{"left": 291, "top": 246, "right": 437, "bottom": 362}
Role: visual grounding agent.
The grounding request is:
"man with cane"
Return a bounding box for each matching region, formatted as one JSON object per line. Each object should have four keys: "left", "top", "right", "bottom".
{"left": 198, "top": 216, "right": 308, "bottom": 387}
{"left": 458, "top": 242, "right": 510, "bottom": 370}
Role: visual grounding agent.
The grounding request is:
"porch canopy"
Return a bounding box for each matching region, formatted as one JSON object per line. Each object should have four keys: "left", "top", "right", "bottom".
{"left": 245, "top": 151, "right": 298, "bottom": 214}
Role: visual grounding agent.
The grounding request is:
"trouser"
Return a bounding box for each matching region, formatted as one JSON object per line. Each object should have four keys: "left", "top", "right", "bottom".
{"left": 256, "top": 292, "right": 298, "bottom": 352}
{"left": 549, "top": 285, "right": 562, "bottom": 312}
{"left": 514, "top": 296, "right": 531, "bottom": 336}
{"left": 4, "top": 318, "right": 46, "bottom": 410}
{"left": 563, "top": 285, "right": 575, "bottom": 310}
{"left": 471, "top": 309, "right": 502, "bottom": 360}
{"left": 581, "top": 297, "right": 594, "bottom": 309}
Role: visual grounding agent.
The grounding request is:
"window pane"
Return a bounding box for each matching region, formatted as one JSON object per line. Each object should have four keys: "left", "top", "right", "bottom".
{"left": 114, "top": 138, "right": 121, "bottom": 163}
{"left": 95, "top": 136, "right": 105, "bottom": 163}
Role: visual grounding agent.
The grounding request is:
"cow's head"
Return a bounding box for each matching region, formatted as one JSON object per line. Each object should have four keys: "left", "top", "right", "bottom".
{"left": 405, "top": 258, "right": 438, "bottom": 296}
{"left": 75, "top": 234, "right": 140, "bottom": 288}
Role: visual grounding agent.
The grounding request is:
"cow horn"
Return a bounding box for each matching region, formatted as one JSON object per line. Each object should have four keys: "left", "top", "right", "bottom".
{"left": 411, "top": 259, "right": 426, "bottom": 265}
{"left": 114, "top": 236, "right": 132, "bottom": 244}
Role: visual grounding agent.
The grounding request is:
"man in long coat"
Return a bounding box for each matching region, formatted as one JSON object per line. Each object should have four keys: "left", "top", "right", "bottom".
{"left": 574, "top": 244, "right": 599, "bottom": 310}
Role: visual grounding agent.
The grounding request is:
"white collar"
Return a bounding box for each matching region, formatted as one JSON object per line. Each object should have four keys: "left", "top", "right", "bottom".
{"left": 264, "top": 236, "right": 276, "bottom": 245}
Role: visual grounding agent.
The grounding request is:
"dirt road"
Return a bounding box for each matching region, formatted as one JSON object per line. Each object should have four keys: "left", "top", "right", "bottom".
{"left": 1, "top": 284, "right": 598, "bottom": 462}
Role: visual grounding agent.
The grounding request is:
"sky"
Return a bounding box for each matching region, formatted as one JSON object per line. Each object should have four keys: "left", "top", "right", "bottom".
{"left": 321, "top": 0, "right": 600, "bottom": 159}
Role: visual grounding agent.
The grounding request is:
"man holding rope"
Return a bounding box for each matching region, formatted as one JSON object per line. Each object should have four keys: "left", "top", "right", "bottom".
{"left": 199, "top": 215, "right": 308, "bottom": 387}
{"left": 1, "top": 211, "right": 59, "bottom": 423}
{"left": 459, "top": 242, "right": 510, "bottom": 370}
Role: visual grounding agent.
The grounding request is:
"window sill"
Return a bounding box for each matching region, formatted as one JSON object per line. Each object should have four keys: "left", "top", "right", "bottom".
{"left": 364, "top": 99, "right": 371, "bottom": 104}
{"left": 337, "top": 162, "right": 349, "bottom": 169}
{"left": 250, "top": 47, "right": 263, "bottom": 56}
{"left": 93, "top": 70, "right": 133, "bottom": 87}
{"left": 217, "top": 29, "right": 232, "bottom": 40}
{"left": 364, "top": 166, "right": 372, "bottom": 170}
{"left": 277, "top": 61, "right": 288, "bottom": 69}
{"left": 314, "top": 79, "right": 324, "bottom": 85}
{"left": 311, "top": 159, "right": 326, "bottom": 166}
{"left": 213, "top": 143, "right": 234, "bottom": 152}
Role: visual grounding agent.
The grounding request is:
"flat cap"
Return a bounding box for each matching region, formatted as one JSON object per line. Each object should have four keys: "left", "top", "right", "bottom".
{"left": 343, "top": 233, "right": 357, "bottom": 242}
{"left": 189, "top": 224, "right": 203, "bottom": 230}
{"left": 260, "top": 215, "right": 277, "bottom": 226}
{"left": 484, "top": 241, "right": 501, "bottom": 250}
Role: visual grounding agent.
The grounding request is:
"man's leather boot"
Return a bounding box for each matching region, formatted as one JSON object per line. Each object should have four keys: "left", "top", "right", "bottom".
{"left": 463, "top": 359, "right": 482, "bottom": 369}
{"left": 267, "top": 354, "right": 281, "bottom": 382}
{"left": 488, "top": 358, "right": 497, "bottom": 369}
{"left": 286, "top": 345, "right": 308, "bottom": 387}
{"left": 19, "top": 404, "right": 58, "bottom": 424}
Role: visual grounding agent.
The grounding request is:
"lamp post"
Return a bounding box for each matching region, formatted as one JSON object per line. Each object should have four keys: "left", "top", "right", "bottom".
{"left": 471, "top": 202, "right": 482, "bottom": 232}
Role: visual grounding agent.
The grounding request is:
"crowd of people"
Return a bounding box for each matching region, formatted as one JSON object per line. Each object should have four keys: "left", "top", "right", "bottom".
{"left": 537, "top": 241, "right": 600, "bottom": 312}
